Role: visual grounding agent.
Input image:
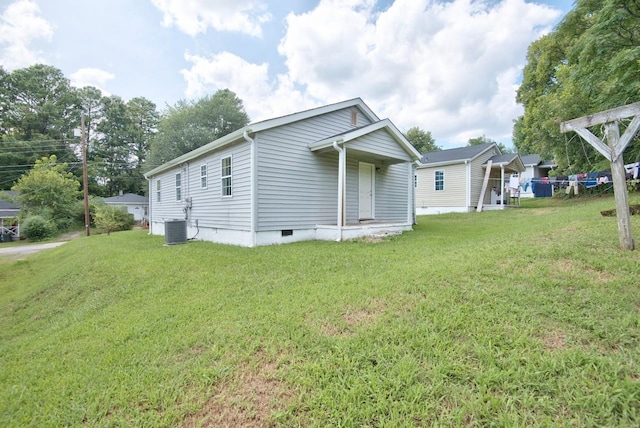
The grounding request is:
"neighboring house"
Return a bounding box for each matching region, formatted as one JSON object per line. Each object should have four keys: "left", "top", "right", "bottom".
{"left": 519, "top": 154, "right": 557, "bottom": 198}
{"left": 104, "top": 193, "right": 149, "bottom": 223}
{"left": 0, "top": 191, "right": 20, "bottom": 240}
{"left": 415, "top": 143, "right": 525, "bottom": 215}
{"left": 144, "top": 98, "right": 421, "bottom": 247}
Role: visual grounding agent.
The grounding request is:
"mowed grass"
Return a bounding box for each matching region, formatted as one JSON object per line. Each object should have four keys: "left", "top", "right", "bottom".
{"left": 1, "top": 195, "right": 639, "bottom": 427}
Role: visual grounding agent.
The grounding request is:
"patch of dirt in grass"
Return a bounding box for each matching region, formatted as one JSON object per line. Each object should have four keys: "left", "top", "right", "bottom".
{"left": 540, "top": 329, "right": 569, "bottom": 351}
{"left": 550, "top": 258, "right": 616, "bottom": 283}
{"left": 183, "top": 359, "right": 290, "bottom": 428}
{"left": 318, "top": 298, "right": 387, "bottom": 337}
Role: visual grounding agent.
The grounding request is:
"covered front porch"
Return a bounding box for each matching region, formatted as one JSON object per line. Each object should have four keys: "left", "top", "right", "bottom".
{"left": 308, "top": 119, "right": 421, "bottom": 241}
{"left": 479, "top": 154, "right": 525, "bottom": 211}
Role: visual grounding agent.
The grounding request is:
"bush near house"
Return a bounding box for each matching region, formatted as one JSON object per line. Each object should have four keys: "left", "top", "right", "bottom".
{"left": 20, "top": 215, "right": 55, "bottom": 241}
{"left": 93, "top": 204, "right": 135, "bottom": 235}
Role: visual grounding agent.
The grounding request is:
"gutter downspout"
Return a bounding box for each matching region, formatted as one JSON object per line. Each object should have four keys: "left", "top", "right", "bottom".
{"left": 243, "top": 130, "right": 257, "bottom": 247}
{"left": 464, "top": 160, "right": 470, "bottom": 210}
{"left": 332, "top": 140, "right": 345, "bottom": 242}
{"left": 147, "top": 177, "right": 152, "bottom": 234}
{"left": 500, "top": 165, "right": 505, "bottom": 210}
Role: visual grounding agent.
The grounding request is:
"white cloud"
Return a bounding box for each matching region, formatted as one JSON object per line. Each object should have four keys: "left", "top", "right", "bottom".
{"left": 0, "top": 0, "right": 53, "bottom": 70}
{"left": 277, "top": 0, "right": 560, "bottom": 146}
{"left": 151, "top": 0, "right": 271, "bottom": 37}
{"left": 179, "top": 0, "right": 560, "bottom": 147}
{"left": 181, "top": 51, "right": 314, "bottom": 121}
{"left": 69, "top": 68, "right": 116, "bottom": 95}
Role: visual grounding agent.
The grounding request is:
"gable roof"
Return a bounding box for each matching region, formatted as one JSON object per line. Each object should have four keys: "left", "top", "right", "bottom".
{"left": 104, "top": 193, "right": 149, "bottom": 204}
{"left": 483, "top": 154, "right": 525, "bottom": 172}
{"left": 308, "top": 118, "right": 421, "bottom": 161}
{"left": 520, "top": 154, "right": 541, "bottom": 166}
{"left": 418, "top": 142, "right": 497, "bottom": 167}
{"left": 145, "top": 98, "right": 380, "bottom": 178}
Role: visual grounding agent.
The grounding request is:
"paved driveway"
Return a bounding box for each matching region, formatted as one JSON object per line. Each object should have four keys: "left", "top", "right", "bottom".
{"left": 0, "top": 242, "right": 67, "bottom": 257}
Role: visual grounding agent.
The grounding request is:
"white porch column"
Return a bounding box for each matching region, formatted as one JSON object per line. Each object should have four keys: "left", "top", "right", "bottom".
{"left": 500, "top": 165, "right": 505, "bottom": 209}
{"left": 333, "top": 141, "right": 346, "bottom": 241}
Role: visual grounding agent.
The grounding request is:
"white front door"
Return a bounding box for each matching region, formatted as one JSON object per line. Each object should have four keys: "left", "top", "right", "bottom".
{"left": 359, "top": 162, "right": 374, "bottom": 220}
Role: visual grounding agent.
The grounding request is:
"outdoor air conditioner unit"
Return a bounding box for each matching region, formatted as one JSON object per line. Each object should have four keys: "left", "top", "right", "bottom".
{"left": 164, "top": 219, "right": 187, "bottom": 245}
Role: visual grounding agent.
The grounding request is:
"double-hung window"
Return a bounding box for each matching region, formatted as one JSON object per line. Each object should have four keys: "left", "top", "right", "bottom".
{"left": 175, "top": 172, "right": 182, "bottom": 201}
{"left": 200, "top": 164, "right": 208, "bottom": 189}
{"left": 435, "top": 170, "right": 444, "bottom": 191}
{"left": 221, "top": 156, "right": 232, "bottom": 197}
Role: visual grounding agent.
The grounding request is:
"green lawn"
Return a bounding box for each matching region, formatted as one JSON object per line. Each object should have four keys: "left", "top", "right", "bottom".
{"left": 1, "top": 195, "right": 639, "bottom": 427}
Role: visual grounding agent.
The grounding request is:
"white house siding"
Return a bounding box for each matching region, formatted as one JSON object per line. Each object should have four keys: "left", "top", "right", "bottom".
{"left": 256, "top": 109, "right": 373, "bottom": 230}
{"left": 415, "top": 163, "right": 467, "bottom": 212}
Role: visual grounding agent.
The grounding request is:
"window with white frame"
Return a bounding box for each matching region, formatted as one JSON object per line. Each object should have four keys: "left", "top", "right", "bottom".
{"left": 156, "top": 180, "right": 161, "bottom": 202}
{"left": 221, "top": 156, "right": 232, "bottom": 197}
{"left": 175, "top": 172, "right": 182, "bottom": 201}
{"left": 200, "top": 164, "right": 207, "bottom": 189}
{"left": 414, "top": 174, "right": 418, "bottom": 188}
{"left": 435, "top": 170, "right": 444, "bottom": 191}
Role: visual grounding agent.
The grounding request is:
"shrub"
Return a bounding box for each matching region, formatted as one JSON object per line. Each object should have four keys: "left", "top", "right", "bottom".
{"left": 94, "top": 205, "right": 134, "bottom": 235}
{"left": 21, "top": 215, "right": 55, "bottom": 241}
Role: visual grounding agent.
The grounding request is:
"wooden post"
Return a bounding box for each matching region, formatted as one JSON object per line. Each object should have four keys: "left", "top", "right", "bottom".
{"left": 560, "top": 102, "right": 640, "bottom": 250}
{"left": 82, "top": 114, "right": 90, "bottom": 237}
{"left": 605, "top": 122, "right": 634, "bottom": 250}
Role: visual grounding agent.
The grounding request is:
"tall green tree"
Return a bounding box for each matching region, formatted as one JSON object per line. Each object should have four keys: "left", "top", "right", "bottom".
{"left": 88, "top": 95, "right": 158, "bottom": 196}
{"left": 12, "top": 155, "right": 80, "bottom": 229}
{"left": 0, "top": 65, "right": 79, "bottom": 189}
{"left": 405, "top": 127, "right": 439, "bottom": 153}
{"left": 126, "top": 97, "right": 158, "bottom": 194}
{"left": 147, "top": 89, "right": 250, "bottom": 168}
{"left": 515, "top": 0, "right": 640, "bottom": 172}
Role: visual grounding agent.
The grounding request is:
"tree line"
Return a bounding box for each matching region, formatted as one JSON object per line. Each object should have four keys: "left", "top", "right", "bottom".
{"left": 514, "top": 0, "right": 640, "bottom": 173}
{"left": 0, "top": 64, "right": 250, "bottom": 195}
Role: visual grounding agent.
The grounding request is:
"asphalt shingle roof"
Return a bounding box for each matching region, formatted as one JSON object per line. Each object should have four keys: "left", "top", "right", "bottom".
{"left": 420, "top": 142, "right": 495, "bottom": 164}
{"left": 104, "top": 193, "right": 149, "bottom": 204}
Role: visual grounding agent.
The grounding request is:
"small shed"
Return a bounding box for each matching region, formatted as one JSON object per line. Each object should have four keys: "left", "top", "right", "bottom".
{"left": 104, "top": 193, "right": 149, "bottom": 223}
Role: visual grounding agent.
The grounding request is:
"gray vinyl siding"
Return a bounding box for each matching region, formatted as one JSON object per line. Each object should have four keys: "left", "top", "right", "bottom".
{"left": 149, "top": 141, "right": 251, "bottom": 230}
{"left": 256, "top": 109, "right": 372, "bottom": 230}
{"left": 375, "top": 163, "right": 410, "bottom": 221}
{"left": 347, "top": 129, "right": 412, "bottom": 161}
{"left": 188, "top": 141, "right": 251, "bottom": 229}
{"left": 149, "top": 170, "right": 187, "bottom": 222}
{"left": 345, "top": 158, "right": 359, "bottom": 223}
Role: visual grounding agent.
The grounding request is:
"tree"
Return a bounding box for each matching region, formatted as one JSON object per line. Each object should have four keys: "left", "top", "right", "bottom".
{"left": 147, "top": 89, "right": 250, "bottom": 169}
{"left": 89, "top": 95, "right": 158, "bottom": 196}
{"left": 405, "top": 127, "right": 439, "bottom": 153}
{"left": 125, "top": 97, "right": 158, "bottom": 194}
{"left": 12, "top": 155, "right": 80, "bottom": 230}
{"left": 515, "top": 0, "right": 640, "bottom": 172}
{"left": 93, "top": 204, "right": 134, "bottom": 235}
{"left": 467, "top": 135, "right": 512, "bottom": 153}
{"left": 0, "top": 64, "right": 80, "bottom": 189}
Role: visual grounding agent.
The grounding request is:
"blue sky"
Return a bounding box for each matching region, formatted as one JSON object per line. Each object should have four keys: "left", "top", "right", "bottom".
{"left": 0, "top": 0, "right": 574, "bottom": 149}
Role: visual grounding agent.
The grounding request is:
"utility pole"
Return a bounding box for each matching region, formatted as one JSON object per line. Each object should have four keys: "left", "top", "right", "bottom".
{"left": 81, "top": 113, "right": 90, "bottom": 236}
